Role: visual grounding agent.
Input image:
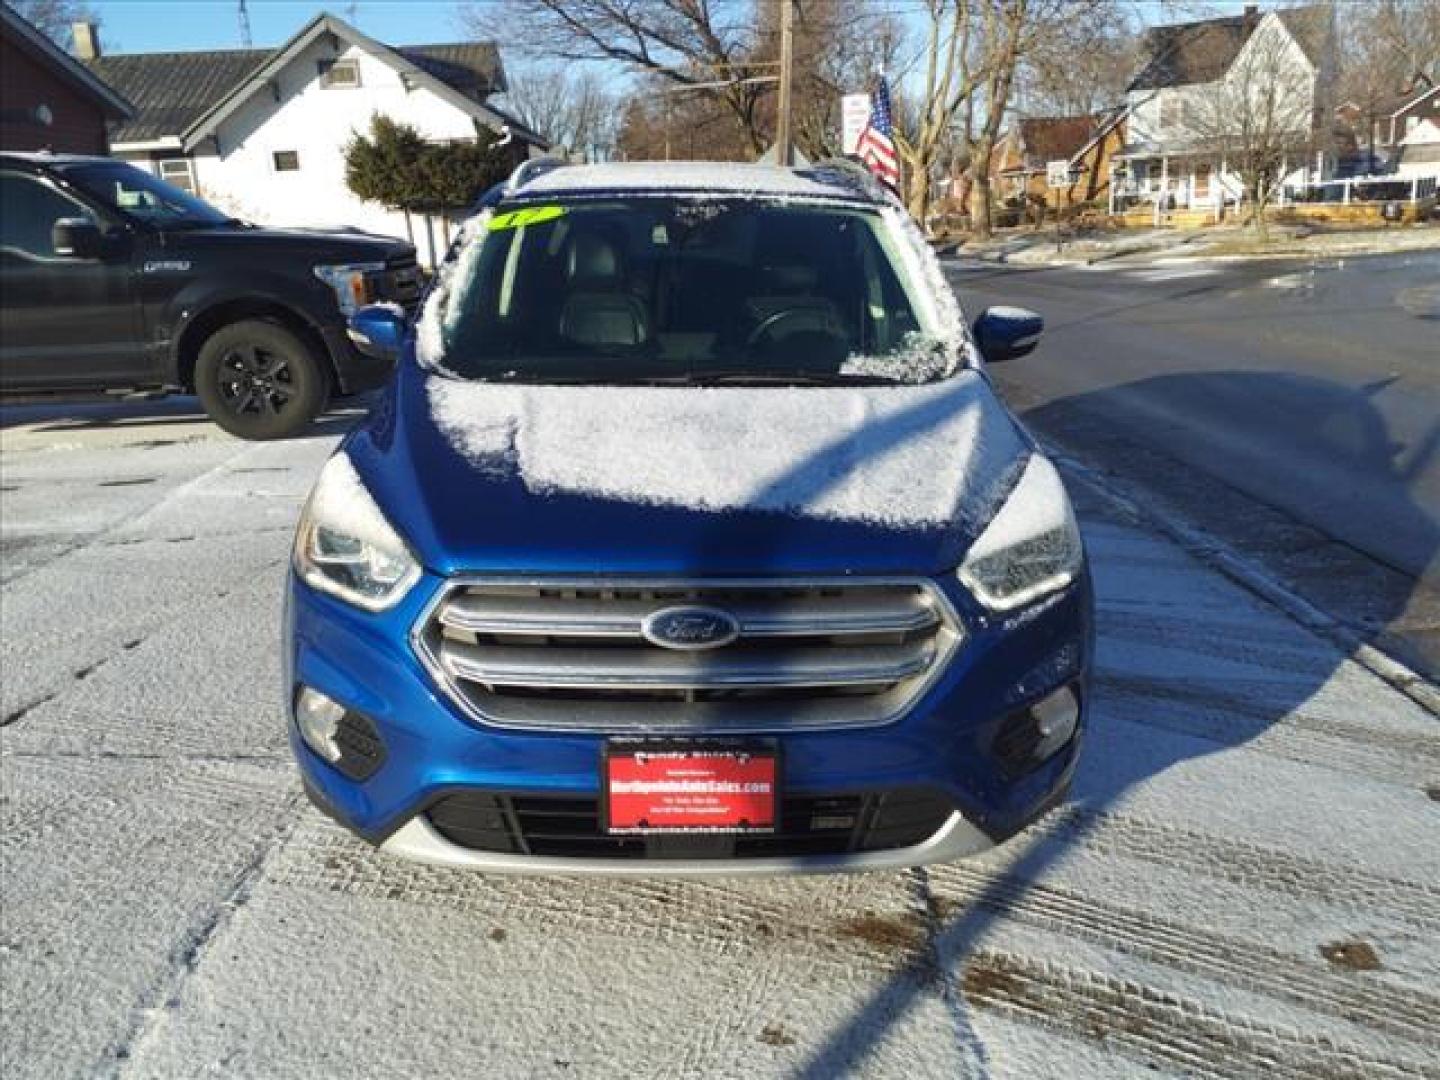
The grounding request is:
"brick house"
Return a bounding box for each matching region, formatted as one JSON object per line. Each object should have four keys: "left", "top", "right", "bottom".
{"left": 992, "top": 110, "right": 1127, "bottom": 214}
{"left": 0, "top": 4, "right": 132, "bottom": 153}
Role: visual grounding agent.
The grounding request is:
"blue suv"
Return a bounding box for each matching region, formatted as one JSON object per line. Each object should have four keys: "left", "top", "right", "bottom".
{"left": 285, "top": 160, "right": 1091, "bottom": 874}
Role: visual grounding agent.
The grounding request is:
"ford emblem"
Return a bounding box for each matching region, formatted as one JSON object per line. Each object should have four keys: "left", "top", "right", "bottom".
{"left": 641, "top": 605, "right": 741, "bottom": 651}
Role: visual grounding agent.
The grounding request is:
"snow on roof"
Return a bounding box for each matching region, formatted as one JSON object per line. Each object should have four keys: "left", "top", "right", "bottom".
{"left": 427, "top": 372, "right": 1026, "bottom": 530}
{"left": 513, "top": 161, "right": 879, "bottom": 202}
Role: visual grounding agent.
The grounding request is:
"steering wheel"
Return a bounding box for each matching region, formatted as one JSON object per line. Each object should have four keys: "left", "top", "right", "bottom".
{"left": 745, "top": 307, "right": 823, "bottom": 349}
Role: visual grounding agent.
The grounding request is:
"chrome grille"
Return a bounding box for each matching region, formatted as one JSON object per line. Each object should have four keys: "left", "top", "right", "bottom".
{"left": 414, "top": 578, "right": 963, "bottom": 733}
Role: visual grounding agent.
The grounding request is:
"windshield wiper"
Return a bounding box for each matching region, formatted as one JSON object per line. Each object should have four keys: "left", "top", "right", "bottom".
{"left": 635, "top": 371, "right": 904, "bottom": 387}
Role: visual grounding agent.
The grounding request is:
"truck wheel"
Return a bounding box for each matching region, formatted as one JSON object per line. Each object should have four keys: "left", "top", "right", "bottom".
{"left": 195, "top": 320, "right": 330, "bottom": 440}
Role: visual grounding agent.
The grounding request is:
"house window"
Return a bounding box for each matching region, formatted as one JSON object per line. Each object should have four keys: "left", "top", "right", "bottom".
{"left": 319, "top": 58, "right": 361, "bottom": 88}
{"left": 158, "top": 158, "right": 195, "bottom": 194}
{"left": 1160, "top": 97, "right": 1193, "bottom": 130}
{"left": 272, "top": 150, "right": 301, "bottom": 173}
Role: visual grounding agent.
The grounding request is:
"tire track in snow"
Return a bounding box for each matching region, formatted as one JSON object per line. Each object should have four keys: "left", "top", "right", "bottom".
{"left": 1046, "top": 808, "right": 1440, "bottom": 932}
{"left": 927, "top": 863, "right": 1440, "bottom": 1049}
{"left": 1096, "top": 682, "right": 1439, "bottom": 789}
{"left": 1099, "top": 673, "right": 1440, "bottom": 762}
{"left": 960, "top": 949, "right": 1438, "bottom": 1080}
{"left": 1098, "top": 610, "right": 1338, "bottom": 679}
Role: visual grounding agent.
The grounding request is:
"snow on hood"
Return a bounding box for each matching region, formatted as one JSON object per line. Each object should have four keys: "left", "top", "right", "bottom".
{"left": 426, "top": 372, "right": 1025, "bottom": 529}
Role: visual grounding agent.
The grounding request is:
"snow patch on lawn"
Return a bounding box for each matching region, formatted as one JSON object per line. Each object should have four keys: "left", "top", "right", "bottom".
{"left": 428, "top": 372, "right": 1024, "bottom": 528}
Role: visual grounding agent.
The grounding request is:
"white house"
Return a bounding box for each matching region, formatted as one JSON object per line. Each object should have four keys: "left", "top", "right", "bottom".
{"left": 82, "top": 13, "right": 546, "bottom": 265}
{"left": 1395, "top": 118, "right": 1440, "bottom": 182}
{"left": 1111, "top": 4, "right": 1332, "bottom": 213}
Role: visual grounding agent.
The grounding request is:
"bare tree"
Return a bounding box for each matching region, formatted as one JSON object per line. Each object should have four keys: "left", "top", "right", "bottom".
{"left": 9, "top": 0, "right": 100, "bottom": 50}
{"left": 1188, "top": 14, "right": 1322, "bottom": 241}
{"left": 963, "top": 0, "right": 1038, "bottom": 239}
{"left": 772, "top": 0, "right": 904, "bottom": 160}
{"left": 893, "top": 1, "right": 985, "bottom": 226}
{"left": 895, "top": 0, "right": 1100, "bottom": 236}
{"left": 1016, "top": 9, "right": 1138, "bottom": 117}
{"left": 459, "top": 0, "right": 777, "bottom": 155}
{"left": 1336, "top": 0, "right": 1440, "bottom": 158}
{"left": 502, "top": 65, "right": 620, "bottom": 161}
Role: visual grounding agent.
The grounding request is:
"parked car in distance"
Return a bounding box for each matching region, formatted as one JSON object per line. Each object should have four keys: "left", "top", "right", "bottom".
{"left": 287, "top": 159, "right": 1089, "bottom": 875}
{"left": 0, "top": 152, "right": 422, "bottom": 439}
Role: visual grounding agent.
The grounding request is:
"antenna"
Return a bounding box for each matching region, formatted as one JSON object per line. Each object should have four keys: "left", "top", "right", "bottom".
{"left": 237, "top": 0, "right": 253, "bottom": 47}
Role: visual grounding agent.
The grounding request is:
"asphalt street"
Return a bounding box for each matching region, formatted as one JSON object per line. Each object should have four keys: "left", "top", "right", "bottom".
{"left": 951, "top": 249, "right": 1440, "bottom": 678}
{"left": 3, "top": 401, "right": 1437, "bottom": 1079}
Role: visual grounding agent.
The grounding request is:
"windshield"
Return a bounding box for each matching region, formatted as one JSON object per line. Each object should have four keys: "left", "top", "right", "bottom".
{"left": 432, "top": 197, "right": 952, "bottom": 385}
{"left": 65, "top": 162, "right": 232, "bottom": 228}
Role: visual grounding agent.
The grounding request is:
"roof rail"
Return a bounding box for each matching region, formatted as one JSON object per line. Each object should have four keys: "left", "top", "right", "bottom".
{"left": 505, "top": 155, "right": 568, "bottom": 193}
{"left": 806, "top": 156, "right": 897, "bottom": 204}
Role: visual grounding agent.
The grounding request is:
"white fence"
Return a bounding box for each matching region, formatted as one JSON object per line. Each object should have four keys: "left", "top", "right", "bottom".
{"left": 1281, "top": 173, "right": 1437, "bottom": 206}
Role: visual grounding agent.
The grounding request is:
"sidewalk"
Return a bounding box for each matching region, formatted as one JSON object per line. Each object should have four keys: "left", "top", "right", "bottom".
{"left": 944, "top": 222, "right": 1440, "bottom": 267}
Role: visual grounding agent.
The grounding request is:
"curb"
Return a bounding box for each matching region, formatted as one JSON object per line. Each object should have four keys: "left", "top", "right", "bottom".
{"left": 1053, "top": 449, "right": 1440, "bottom": 718}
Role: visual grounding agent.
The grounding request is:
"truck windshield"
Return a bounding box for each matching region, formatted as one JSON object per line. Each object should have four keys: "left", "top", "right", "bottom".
{"left": 433, "top": 198, "right": 952, "bottom": 385}
{"left": 65, "top": 162, "right": 233, "bottom": 228}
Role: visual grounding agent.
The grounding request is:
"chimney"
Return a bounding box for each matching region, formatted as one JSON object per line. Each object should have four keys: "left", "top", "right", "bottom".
{"left": 1242, "top": 4, "right": 1259, "bottom": 29}
{"left": 71, "top": 21, "right": 100, "bottom": 61}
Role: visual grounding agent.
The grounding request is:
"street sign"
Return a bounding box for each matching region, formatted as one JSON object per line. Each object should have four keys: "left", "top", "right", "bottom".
{"left": 842, "top": 94, "right": 870, "bottom": 155}
{"left": 1047, "top": 160, "right": 1075, "bottom": 189}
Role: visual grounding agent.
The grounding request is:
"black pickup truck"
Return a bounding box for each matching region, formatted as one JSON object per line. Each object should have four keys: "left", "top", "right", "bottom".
{"left": 0, "top": 152, "right": 421, "bottom": 439}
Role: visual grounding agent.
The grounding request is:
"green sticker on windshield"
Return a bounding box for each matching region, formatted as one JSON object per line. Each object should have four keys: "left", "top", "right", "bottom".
{"left": 488, "top": 205, "right": 566, "bottom": 231}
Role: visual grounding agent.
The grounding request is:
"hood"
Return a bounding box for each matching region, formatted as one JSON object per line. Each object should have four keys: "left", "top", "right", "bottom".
{"left": 348, "top": 358, "right": 1030, "bottom": 577}
{"left": 167, "top": 224, "right": 414, "bottom": 262}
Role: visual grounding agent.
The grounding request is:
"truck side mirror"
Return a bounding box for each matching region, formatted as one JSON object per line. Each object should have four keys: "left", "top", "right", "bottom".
{"left": 973, "top": 306, "right": 1044, "bottom": 363}
{"left": 347, "top": 304, "right": 407, "bottom": 361}
{"left": 52, "top": 217, "right": 102, "bottom": 259}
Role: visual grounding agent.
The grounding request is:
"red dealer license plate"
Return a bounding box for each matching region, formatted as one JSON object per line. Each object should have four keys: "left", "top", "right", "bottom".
{"left": 604, "top": 741, "right": 778, "bottom": 835}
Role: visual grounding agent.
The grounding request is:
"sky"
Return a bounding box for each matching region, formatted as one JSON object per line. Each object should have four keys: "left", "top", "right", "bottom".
{"left": 85, "top": 0, "right": 1272, "bottom": 56}
{"left": 88, "top": 1, "right": 474, "bottom": 53}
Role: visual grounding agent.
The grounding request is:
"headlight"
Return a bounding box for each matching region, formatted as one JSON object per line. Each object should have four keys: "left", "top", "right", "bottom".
{"left": 959, "top": 454, "right": 1082, "bottom": 612}
{"left": 294, "top": 453, "right": 420, "bottom": 611}
{"left": 313, "top": 262, "right": 385, "bottom": 317}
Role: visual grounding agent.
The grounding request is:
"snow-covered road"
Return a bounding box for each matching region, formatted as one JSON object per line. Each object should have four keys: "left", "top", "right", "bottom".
{"left": 3, "top": 405, "right": 1437, "bottom": 1079}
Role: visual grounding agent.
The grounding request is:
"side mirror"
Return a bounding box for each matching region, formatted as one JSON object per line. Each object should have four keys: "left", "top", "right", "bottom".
{"left": 973, "top": 305, "right": 1043, "bottom": 363}
{"left": 347, "top": 303, "right": 407, "bottom": 361}
{"left": 52, "top": 217, "right": 102, "bottom": 259}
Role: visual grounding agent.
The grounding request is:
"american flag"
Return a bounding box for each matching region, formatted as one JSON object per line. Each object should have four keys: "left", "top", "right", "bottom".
{"left": 856, "top": 75, "right": 900, "bottom": 193}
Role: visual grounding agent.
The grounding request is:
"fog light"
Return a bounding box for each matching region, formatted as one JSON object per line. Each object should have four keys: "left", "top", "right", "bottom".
{"left": 1030, "top": 686, "right": 1079, "bottom": 763}
{"left": 296, "top": 687, "right": 345, "bottom": 763}
{"left": 992, "top": 683, "right": 1081, "bottom": 777}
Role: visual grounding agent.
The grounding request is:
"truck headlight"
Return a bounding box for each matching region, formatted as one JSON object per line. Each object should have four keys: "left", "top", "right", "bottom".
{"left": 294, "top": 453, "right": 420, "bottom": 611}
{"left": 313, "top": 262, "right": 385, "bottom": 317}
{"left": 959, "top": 454, "right": 1082, "bottom": 612}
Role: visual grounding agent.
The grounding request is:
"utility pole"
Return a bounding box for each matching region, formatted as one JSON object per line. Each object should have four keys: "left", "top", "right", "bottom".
{"left": 237, "top": 0, "right": 253, "bottom": 47}
{"left": 775, "top": 0, "right": 795, "bottom": 166}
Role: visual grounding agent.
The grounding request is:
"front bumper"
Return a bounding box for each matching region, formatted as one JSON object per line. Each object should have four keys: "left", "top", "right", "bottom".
{"left": 377, "top": 807, "right": 999, "bottom": 876}
{"left": 285, "top": 569, "right": 1092, "bottom": 873}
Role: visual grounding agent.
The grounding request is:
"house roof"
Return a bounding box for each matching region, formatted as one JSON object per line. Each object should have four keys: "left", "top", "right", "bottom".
{"left": 1017, "top": 115, "right": 1103, "bottom": 167}
{"left": 1128, "top": 13, "right": 1255, "bottom": 92}
{"left": 998, "top": 109, "right": 1125, "bottom": 174}
{"left": 1127, "top": 6, "right": 1327, "bottom": 93}
{"left": 0, "top": 1, "right": 133, "bottom": 120}
{"left": 1273, "top": 6, "right": 1330, "bottom": 70}
{"left": 89, "top": 48, "right": 268, "bottom": 143}
{"left": 86, "top": 12, "right": 535, "bottom": 150}
{"left": 1391, "top": 83, "right": 1439, "bottom": 119}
